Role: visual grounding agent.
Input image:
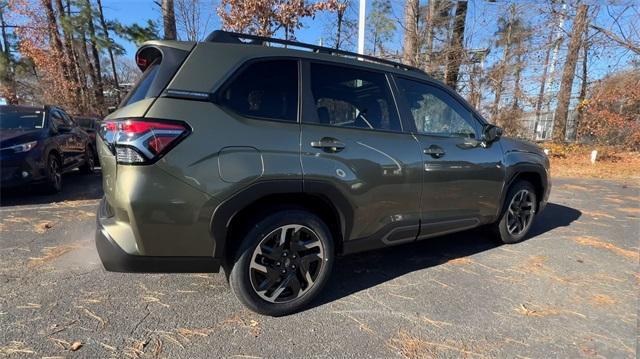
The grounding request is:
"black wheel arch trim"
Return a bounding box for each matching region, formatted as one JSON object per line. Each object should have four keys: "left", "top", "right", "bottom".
{"left": 497, "top": 162, "right": 549, "bottom": 219}
{"left": 210, "top": 179, "right": 355, "bottom": 261}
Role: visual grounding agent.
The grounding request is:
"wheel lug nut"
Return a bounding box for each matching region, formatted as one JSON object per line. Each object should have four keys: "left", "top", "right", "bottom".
{"left": 281, "top": 269, "right": 286, "bottom": 274}
{"left": 283, "top": 253, "right": 287, "bottom": 257}
{"left": 291, "top": 265, "right": 296, "bottom": 269}
{"left": 276, "top": 262, "right": 281, "bottom": 266}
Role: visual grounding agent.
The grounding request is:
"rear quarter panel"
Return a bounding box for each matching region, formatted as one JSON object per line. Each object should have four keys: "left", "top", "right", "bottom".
{"left": 145, "top": 98, "right": 302, "bottom": 199}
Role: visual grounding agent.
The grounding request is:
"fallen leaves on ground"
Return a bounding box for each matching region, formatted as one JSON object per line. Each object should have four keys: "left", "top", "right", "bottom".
{"left": 34, "top": 221, "right": 55, "bottom": 233}
{"left": 388, "top": 331, "right": 486, "bottom": 358}
{"left": 70, "top": 341, "right": 83, "bottom": 351}
{"left": 0, "top": 341, "right": 35, "bottom": 355}
{"left": 570, "top": 236, "right": 639, "bottom": 261}
{"left": 590, "top": 294, "right": 616, "bottom": 305}
{"left": 549, "top": 146, "right": 640, "bottom": 180}
{"left": 616, "top": 207, "right": 640, "bottom": 216}
{"left": 28, "top": 245, "right": 77, "bottom": 267}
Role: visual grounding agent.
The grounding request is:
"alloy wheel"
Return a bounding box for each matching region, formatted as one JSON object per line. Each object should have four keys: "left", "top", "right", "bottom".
{"left": 50, "top": 158, "right": 61, "bottom": 189}
{"left": 506, "top": 189, "right": 535, "bottom": 235}
{"left": 249, "top": 224, "right": 325, "bottom": 303}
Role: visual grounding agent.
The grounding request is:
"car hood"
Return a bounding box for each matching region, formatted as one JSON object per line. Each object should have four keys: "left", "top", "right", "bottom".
{"left": 0, "top": 129, "right": 45, "bottom": 149}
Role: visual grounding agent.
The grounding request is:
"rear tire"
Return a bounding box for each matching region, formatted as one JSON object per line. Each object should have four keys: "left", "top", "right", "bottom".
{"left": 229, "top": 209, "right": 334, "bottom": 316}
{"left": 494, "top": 180, "right": 537, "bottom": 244}
{"left": 79, "top": 146, "right": 95, "bottom": 174}
{"left": 44, "top": 155, "right": 62, "bottom": 194}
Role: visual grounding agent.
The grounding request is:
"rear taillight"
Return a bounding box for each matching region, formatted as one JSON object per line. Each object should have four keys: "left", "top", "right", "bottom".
{"left": 99, "top": 119, "right": 190, "bottom": 165}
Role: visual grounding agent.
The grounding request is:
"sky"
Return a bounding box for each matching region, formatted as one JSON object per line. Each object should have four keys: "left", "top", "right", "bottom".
{"left": 97, "top": 0, "right": 640, "bottom": 113}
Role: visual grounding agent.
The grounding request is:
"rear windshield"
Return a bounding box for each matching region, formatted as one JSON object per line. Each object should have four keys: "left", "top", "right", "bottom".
{"left": 120, "top": 60, "right": 161, "bottom": 108}
{"left": 0, "top": 109, "right": 45, "bottom": 129}
{"left": 118, "top": 46, "right": 190, "bottom": 109}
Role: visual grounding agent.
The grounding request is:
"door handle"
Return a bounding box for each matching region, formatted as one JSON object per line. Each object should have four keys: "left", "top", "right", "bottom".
{"left": 424, "top": 145, "right": 445, "bottom": 158}
{"left": 311, "top": 137, "right": 346, "bottom": 153}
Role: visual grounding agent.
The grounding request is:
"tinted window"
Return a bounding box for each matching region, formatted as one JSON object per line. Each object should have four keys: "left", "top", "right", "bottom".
{"left": 396, "top": 78, "right": 476, "bottom": 138}
{"left": 60, "top": 111, "right": 75, "bottom": 126}
{"left": 219, "top": 60, "right": 298, "bottom": 122}
{"left": 121, "top": 61, "right": 160, "bottom": 107}
{"left": 50, "top": 110, "right": 65, "bottom": 129}
{"left": 307, "top": 63, "right": 401, "bottom": 132}
{"left": 77, "top": 118, "right": 97, "bottom": 130}
{"left": 0, "top": 108, "right": 45, "bottom": 129}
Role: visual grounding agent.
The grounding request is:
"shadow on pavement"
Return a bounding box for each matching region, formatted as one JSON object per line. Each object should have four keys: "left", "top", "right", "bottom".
{"left": 313, "top": 203, "right": 581, "bottom": 309}
{"left": 0, "top": 169, "right": 103, "bottom": 207}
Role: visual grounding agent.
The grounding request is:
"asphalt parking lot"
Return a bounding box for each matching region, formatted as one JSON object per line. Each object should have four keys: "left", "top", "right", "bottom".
{"left": 0, "top": 170, "right": 638, "bottom": 358}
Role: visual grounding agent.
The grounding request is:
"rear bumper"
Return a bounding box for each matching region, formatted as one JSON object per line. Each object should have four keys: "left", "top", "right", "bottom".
{"left": 95, "top": 198, "right": 220, "bottom": 273}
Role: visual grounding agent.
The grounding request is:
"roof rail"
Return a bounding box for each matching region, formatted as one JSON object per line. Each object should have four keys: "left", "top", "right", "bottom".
{"left": 205, "top": 30, "right": 423, "bottom": 74}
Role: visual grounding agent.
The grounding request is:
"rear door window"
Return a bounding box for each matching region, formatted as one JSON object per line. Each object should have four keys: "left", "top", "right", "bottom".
{"left": 218, "top": 60, "right": 298, "bottom": 122}
{"left": 305, "top": 63, "right": 401, "bottom": 132}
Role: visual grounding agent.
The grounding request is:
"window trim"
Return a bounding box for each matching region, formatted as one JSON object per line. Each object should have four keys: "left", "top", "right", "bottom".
{"left": 301, "top": 59, "right": 406, "bottom": 134}
{"left": 393, "top": 75, "right": 483, "bottom": 139}
{"left": 212, "top": 57, "right": 301, "bottom": 124}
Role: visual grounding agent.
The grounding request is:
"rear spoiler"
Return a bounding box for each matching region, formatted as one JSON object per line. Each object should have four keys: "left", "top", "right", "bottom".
{"left": 135, "top": 41, "right": 195, "bottom": 71}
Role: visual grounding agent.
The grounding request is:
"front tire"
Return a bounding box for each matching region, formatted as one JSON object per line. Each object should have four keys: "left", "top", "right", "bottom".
{"left": 229, "top": 209, "right": 334, "bottom": 316}
{"left": 495, "top": 180, "right": 537, "bottom": 244}
{"left": 44, "top": 155, "right": 62, "bottom": 194}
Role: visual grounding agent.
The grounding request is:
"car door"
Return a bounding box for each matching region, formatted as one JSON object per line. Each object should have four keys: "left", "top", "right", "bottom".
{"left": 61, "top": 111, "right": 85, "bottom": 164}
{"left": 393, "top": 77, "right": 505, "bottom": 238}
{"left": 300, "top": 61, "right": 423, "bottom": 248}
{"left": 49, "top": 109, "right": 75, "bottom": 168}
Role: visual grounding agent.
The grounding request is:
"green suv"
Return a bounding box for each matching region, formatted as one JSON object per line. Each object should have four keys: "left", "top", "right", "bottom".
{"left": 96, "top": 31, "right": 550, "bottom": 316}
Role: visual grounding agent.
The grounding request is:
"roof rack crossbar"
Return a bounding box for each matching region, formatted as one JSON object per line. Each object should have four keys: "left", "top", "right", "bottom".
{"left": 206, "top": 30, "right": 423, "bottom": 73}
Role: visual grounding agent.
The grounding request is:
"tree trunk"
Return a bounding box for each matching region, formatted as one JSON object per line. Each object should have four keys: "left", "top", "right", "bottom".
{"left": 534, "top": 29, "right": 554, "bottom": 126}
{"left": 0, "top": 4, "right": 17, "bottom": 103}
{"left": 84, "top": 0, "right": 105, "bottom": 113}
{"left": 335, "top": 5, "right": 344, "bottom": 49}
{"left": 162, "top": 0, "right": 177, "bottom": 40}
{"left": 42, "top": 0, "right": 71, "bottom": 83}
{"left": 54, "top": 0, "right": 85, "bottom": 110}
{"left": 512, "top": 50, "right": 523, "bottom": 109}
{"left": 78, "top": 28, "right": 97, "bottom": 109}
{"left": 424, "top": 0, "right": 437, "bottom": 73}
{"left": 444, "top": 1, "right": 467, "bottom": 89}
{"left": 0, "top": 5, "right": 9, "bottom": 58}
{"left": 576, "top": 34, "right": 589, "bottom": 136}
{"left": 553, "top": 4, "right": 588, "bottom": 142}
{"left": 402, "top": 0, "right": 419, "bottom": 66}
{"left": 491, "top": 14, "right": 513, "bottom": 119}
{"left": 96, "top": 0, "right": 120, "bottom": 102}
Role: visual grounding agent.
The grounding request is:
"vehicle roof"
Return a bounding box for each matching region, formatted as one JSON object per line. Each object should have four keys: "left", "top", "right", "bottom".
{"left": 0, "top": 105, "right": 45, "bottom": 113}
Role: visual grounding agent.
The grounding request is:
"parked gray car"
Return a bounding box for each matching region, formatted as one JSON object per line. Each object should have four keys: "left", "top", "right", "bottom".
{"left": 95, "top": 31, "right": 550, "bottom": 316}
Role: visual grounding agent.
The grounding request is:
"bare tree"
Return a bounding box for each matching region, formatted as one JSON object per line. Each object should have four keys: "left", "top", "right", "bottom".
{"left": 402, "top": 0, "right": 419, "bottom": 66}
{"left": 83, "top": 0, "right": 104, "bottom": 111}
{"left": 575, "top": 27, "right": 590, "bottom": 133}
{"left": 175, "top": 0, "right": 212, "bottom": 41}
{"left": 96, "top": 0, "right": 120, "bottom": 100}
{"left": 368, "top": 0, "right": 395, "bottom": 56}
{"left": 444, "top": 0, "right": 468, "bottom": 89}
{"left": 553, "top": 4, "right": 589, "bottom": 142}
{"left": 422, "top": 0, "right": 437, "bottom": 72}
{"left": 162, "top": 0, "right": 177, "bottom": 40}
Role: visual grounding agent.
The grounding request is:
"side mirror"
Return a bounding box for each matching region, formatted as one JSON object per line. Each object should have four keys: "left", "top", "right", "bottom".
{"left": 483, "top": 124, "right": 503, "bottom": 143}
